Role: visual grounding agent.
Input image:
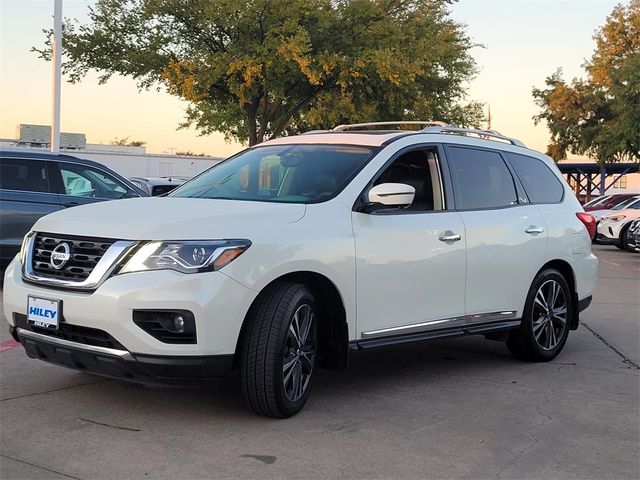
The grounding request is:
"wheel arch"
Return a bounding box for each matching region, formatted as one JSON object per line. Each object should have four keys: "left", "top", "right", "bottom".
{"left": 235, "top": 270, "right": 350, "bottom": 370}
{"left": 536, "top": 259, "right": 579, "bottom": 330}
{"left": 618, "top": 221, "right": 632, "bottom": 246}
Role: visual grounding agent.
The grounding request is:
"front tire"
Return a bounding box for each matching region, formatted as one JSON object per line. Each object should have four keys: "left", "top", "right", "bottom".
{"left": 241, "top": 282, "right": 318, "bottom": 418}
{"left": 506, "top": 269, "right": 573, "bottom": 362}
{"left": 616, "top": 224, "right": 630, "bottom": 250}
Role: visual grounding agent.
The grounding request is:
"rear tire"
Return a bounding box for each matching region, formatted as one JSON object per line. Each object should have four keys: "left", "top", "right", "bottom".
{"left": 506, "top": 269, "right": 573, "bottom": 362}
{"left": 241, "top": 282, "right": 318, "bottom": 418}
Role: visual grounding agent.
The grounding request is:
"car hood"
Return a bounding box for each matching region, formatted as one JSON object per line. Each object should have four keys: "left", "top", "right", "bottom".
{"left": 33, "top": 197, "right": 307, "bottom": 240}
{"left": 600, "top": 208, "right": 640, "bottom": 222}
{"left": 590, "top": 208, "right": 613, "bottom": 220}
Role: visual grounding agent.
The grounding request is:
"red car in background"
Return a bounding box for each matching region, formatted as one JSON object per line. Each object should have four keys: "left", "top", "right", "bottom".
{"left": 584, "top": 194, "right": 638, "bottom": 212}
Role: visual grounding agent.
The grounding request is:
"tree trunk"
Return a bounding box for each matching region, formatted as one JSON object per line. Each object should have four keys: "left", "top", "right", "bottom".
{"left": 246, "top": 104, "right": 258, "bottom": 146}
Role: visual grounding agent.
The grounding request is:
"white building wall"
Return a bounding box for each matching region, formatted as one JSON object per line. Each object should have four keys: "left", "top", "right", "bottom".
{"left": 0, "top": 141, "right": 226, "bottom": 178}
{"left": 68, "top": 150, "right": 224, "bottom": 178}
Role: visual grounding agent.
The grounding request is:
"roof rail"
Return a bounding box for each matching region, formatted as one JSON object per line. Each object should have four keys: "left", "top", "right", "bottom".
{"left": 423, "top": 126, "right": 526, "bottom": 147}
{"left": 332, "top": 121, "right": 449, "bottom": 132}
{"left": 300, "top": 130, "right": 331, "bottom": 135}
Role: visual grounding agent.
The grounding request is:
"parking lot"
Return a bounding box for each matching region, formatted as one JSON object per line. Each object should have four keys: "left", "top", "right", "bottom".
{"left": 0, "top": 244, "right": 638, "bottom": 479}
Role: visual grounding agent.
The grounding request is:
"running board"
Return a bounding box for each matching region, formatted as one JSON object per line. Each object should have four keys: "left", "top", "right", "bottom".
{"left": 351, "top": 319, "right": 522, "bottom": 350}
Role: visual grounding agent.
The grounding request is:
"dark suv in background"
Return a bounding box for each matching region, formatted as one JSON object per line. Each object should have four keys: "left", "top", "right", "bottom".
{"left": 0, "top": 150, "right": 147, "bottom": 267}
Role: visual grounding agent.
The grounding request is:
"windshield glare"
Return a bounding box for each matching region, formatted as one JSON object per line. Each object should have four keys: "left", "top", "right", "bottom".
{"left": 170, "top": 144, "right": 377, "bottom": 203}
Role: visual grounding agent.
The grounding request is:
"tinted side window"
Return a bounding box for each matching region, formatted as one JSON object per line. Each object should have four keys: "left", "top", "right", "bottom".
{"left": 0, "top": 158, "right": 50, "bottom": 193}
{"left": 373, "top": 149, "right": 444, "bottom": 212}
{"left": 59, "top": 163, "right": 128, "bottom": 199}
{"left": 506, "top": 153, "right": 564, "bottom": 204}
{"left": 447, "top": 147, "right": 517, "bottom": 209}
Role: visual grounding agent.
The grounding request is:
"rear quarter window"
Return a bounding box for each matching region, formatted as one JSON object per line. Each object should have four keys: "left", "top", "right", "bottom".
{"left": 505, "top": 153, "right": 564, "bottom": 204}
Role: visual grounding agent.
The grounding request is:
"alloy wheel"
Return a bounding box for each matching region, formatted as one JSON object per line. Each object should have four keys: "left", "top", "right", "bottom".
{"left": 532, "top": 279, "right": 568, "bottom": 350}
{"left": 282, "top": 304, "right": 316, "bottom": 402}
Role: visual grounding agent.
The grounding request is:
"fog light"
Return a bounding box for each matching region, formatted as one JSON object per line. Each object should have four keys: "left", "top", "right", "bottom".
{"left": 174, "top": 315, "right": 185, "bottom": 333}
{"left": 133, "top": 310, "right": 196, "bottom": 344}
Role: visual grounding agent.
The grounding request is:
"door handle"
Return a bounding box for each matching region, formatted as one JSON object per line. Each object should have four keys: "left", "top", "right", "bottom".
{"left": 63, "top": 201, "right": 80, "bottom": 208}
{"left": 525, "top": 226, "right": 544, "bottom": 234}
{"left": 439, "top": 231, "right": 461, "bottom": 242}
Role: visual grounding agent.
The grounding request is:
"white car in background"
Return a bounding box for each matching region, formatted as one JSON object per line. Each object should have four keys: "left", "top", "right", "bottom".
{"left": 3, "top": 121, "right": 599, "bottom": 417}
{"left": 597, "top": 198, "right": 640, "bottom": 249}
{"left": 589, "top": 195, "right": 640, "bottom": 221}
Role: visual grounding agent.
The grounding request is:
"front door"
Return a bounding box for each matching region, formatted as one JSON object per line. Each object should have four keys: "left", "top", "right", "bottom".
{"left": 353, "top": 148, "right": 467, "bottom": 340}
{"left": 55, "top": 161, "right": 132, "bottom": 208}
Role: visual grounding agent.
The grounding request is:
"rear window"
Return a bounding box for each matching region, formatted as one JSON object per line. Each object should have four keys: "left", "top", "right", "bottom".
{"left": 0, "top": 158, "right": 50, "bottom": 193}
{"left": 447, "top": 147, "right": 518, "bottom": 210}
{"left": 506, "top": 153, "right": 564, "bottom": 204}
{"left": 152, "top": 185, "right": 179, "bottom": 196}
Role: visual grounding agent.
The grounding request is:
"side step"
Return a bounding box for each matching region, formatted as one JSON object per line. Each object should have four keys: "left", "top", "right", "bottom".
{"left": 351, "top": 319, "right": 521, "bottom": 350}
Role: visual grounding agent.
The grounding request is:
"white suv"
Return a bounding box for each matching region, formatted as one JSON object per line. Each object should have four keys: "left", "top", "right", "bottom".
{"left": 3, "top": 122, "right": 599, "bottom": 417}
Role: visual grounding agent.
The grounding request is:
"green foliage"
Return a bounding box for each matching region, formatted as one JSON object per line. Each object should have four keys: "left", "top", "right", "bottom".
{"left": 533, "top": 1, "right": 639, "bottom": 164}
{"left": 176, "top": 150, "right": 208, "bottom": 156}
{"left": 110, "top": 136, "right": 146, "bottom": 146}
{"left": 35, "top": 0, "right": 483, "bottom": 145}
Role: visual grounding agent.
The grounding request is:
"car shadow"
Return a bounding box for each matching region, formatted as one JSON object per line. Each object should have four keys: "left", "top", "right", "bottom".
{"left": 88, "top": 335, "right": 520, "bottom": 421}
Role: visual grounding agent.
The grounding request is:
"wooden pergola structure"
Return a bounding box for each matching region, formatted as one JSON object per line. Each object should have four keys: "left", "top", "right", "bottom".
{"left": 557, "top": 162, "right": 639, "bottom": 202}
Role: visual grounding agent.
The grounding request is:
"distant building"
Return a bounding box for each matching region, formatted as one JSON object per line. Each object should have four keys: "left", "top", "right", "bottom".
{"left": 1, "top": 124, "right": 225, "bottom": 179}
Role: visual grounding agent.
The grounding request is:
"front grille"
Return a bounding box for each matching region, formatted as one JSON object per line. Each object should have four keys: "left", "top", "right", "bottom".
{"left": 31, "top": 233, "right": 116, "bottom": 281}
{"left": 14, "top": 314, "right": 126, "bottom": 350}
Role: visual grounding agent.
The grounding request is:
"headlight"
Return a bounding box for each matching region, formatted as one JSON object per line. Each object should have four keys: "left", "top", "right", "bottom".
{"left": 119, "top": 240, "right": 251, "bottom": 274}
{"left": 606, "top": 214, "right": 626, "bottom": 222}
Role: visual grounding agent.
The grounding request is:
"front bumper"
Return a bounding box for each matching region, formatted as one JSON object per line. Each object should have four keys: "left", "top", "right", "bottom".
{"left": 596, "top": 221, "right": 621, "bottom": 244}
{"left": 3, "top": 257, "right": 258, "bottom": 359}
{"left": 594, "top": 233, "right": 615, "bottom": 245}
{"left": 12, "top": 326, "right": 233, "bottom": 386}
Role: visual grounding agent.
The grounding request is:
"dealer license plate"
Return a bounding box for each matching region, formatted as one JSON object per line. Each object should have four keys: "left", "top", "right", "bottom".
{"left": 27, "top": 296, "right": 60, "bottom": 330}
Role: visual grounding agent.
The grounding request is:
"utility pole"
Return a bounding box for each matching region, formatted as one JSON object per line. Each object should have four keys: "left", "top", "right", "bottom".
{"left": 51, "top": 0, "right": 62, "bottom": 153}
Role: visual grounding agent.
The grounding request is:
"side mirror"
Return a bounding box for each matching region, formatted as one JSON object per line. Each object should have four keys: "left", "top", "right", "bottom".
{"left": 365, "top": 183, "right": 415, "bottom": 210}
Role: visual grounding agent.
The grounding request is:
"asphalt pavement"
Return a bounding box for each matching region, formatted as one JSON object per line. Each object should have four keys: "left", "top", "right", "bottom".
{"left": 1, "top": 244, "right": 638, "bottom": 479}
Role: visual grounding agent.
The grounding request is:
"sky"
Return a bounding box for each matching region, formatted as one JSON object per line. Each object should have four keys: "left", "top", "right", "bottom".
{"left": 0, "top": 0, "right": 622, "bottom": 157}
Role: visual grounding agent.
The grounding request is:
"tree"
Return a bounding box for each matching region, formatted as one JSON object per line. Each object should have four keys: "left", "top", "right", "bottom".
{"left": 34, "top": 0, "right": 483, "bottom": 146}
{"left": 533, "top": 1, "right": 640, "bottom": 164}
{"left": 110, "top": 136, "right": 147, "bottom": 147}
{"left": 176, "top": 150, "right": 208, "bottom": 156}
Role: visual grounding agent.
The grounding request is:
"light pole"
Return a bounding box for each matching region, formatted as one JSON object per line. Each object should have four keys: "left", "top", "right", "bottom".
{"left": 51, "top": 0, "right": 62, "bottom": 153}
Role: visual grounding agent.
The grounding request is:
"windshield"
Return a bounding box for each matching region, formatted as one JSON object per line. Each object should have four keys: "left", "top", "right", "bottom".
{"left": 170, "top": 144, "right": 377, "bottom": 203}
{"left": 584, "top": 195, "right": 607, "bottom": 207}
{"left": 612, "top": 197, "right": 640, "bottom": 210}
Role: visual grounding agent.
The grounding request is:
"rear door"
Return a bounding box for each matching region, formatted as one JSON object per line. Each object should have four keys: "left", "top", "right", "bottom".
{"left": 444, "top": 145, "right": 547, "bottom": 320}
{"left": 0, "top": 157, "right": 61, "bottom": 262}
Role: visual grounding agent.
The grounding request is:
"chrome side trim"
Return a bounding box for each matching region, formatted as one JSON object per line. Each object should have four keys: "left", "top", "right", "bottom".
{"left": 362, "top": 316, "right": 466, "bottom": 339}
{"left": 465, "top": 311, "right": 517, "bottom": 323}
{"left": 16, "top": 328, "right": 134, "bottom": 360}
{"left": 22, "top": 233, "right": 137, "bottom": 290}
{"left": 361, "top": 311, "right": 518, "bottom": 339}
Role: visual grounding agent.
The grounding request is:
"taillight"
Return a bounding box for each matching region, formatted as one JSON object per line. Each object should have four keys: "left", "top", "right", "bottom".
{"left": 576, "top": 212, "right": 596, "bottom": 239}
